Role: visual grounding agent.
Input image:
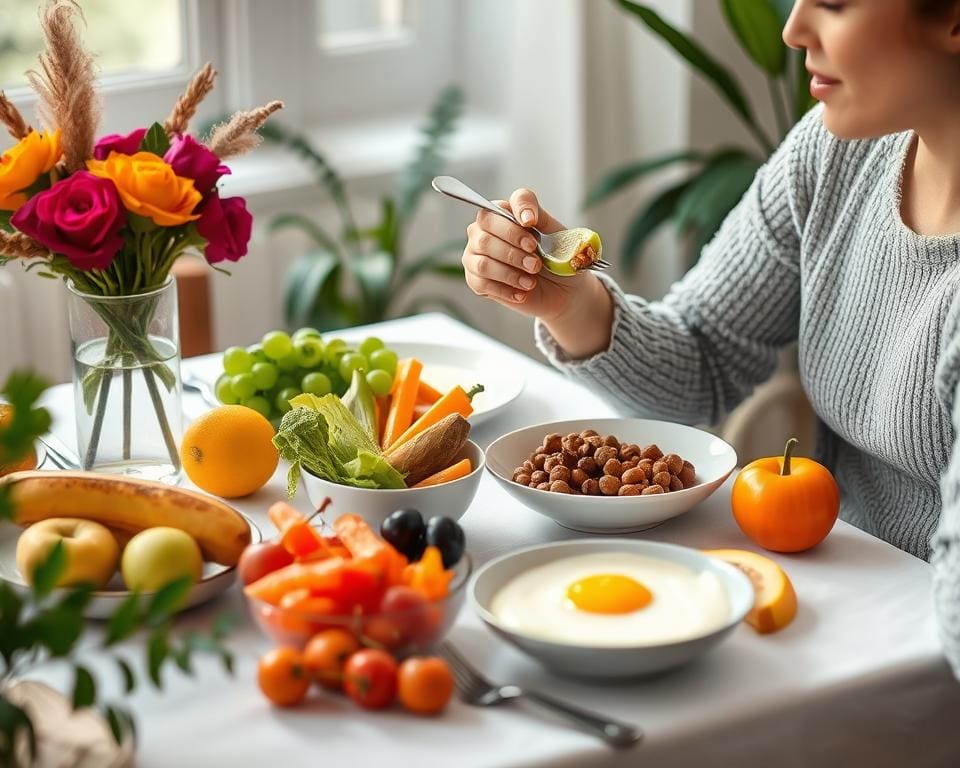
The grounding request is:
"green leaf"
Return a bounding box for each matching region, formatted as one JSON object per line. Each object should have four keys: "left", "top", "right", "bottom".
{"left": 673, "top": 151, "right": 762, "bottom": 236}
{"left": 31, "top": 539, "right": 66, "bottom": 598}
{"left": 0, "top": 370, "right": 51, "bottom": 469}
{"left": 721, "top": 0, "right": 786, "bottom": 75}
{"left": 0, "top": 585, "right": 24, "bottom": 664}
{"left": 212, "top": 612, "right": 238, "bottom": 641}
{"left": 72, "top": 665, "right": 96, "bottom": 709}
{"left": 396, "top": 85, "right": 464, "bottom": 222}
{"left": 348, "top": 250, "right": 394, "bottom": 324}
{"left": 0, "top": 210, "right": 12, "bottom": 232}
{"left": 147, "top": 628, "right": 169, "bottom": 689}
{"left": 116, "top": 656, "right": 136, "bottom": 694}
{"left": 171, "top": 644, "right": 193, "bottom": 674}
{"left": 26, "top": 596, "right": 86, "bottom": 656}
{"left": 283, "top": 251, "right": 352, "bottom": 331}
{"left": 0, "top": 695, "right": 36, "bottom": 764}
{"left": 617, "top": 1, "right": 772, "bottom": 152}
{"left": 269, "top": 213, "right": 342, "bottom": 255}
{"left": 400, "top": 237, "right": 468, "bottom": 283}
{"left": 140, "top": 122, "right": 171, "bottom": 157}
{"left": 145, "top": 576, "right": 192, "bottom": 626}
{"left": 583, "top": 151, "right": 704, "bottom": 208}
{"left": 793, "top": 48, "right": 817, "bottom": 122}
{"left": 364, "top": 196, "right": 398, "bottom": 254}
{"left": 82, "top": 367, "right": 104, "bottom": 416}
{"left": 621, "top": 178, "right": 694, "bottom": 274}
{"left": 104, "top": 593, "right": 141, "bottom": 646}
{"left": 103, "top": 704, "right": 136, "bottom": 746}
{"left": 771, "top": 0, "right": 794, "bottom": 23}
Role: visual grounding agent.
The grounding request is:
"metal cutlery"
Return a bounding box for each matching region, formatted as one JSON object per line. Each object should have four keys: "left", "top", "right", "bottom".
{"left": 182, "top": 373, "right": 219, "bottom": 409}
{"left": 431, "top": 175, "right": 611, "bottom": 272}
{"left": 438, "top": 641, "right": 642, "bottom": 748}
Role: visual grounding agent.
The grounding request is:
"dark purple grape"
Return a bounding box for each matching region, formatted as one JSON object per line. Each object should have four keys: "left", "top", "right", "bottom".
{"left": 380, "top": 508, "right": 426, "bottom": 561}
{"left": 425, "top": 516, "right": 465, "bottom": 568}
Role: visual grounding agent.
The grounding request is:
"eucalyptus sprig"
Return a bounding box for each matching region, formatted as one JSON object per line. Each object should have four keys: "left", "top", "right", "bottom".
{"left": 0, "top": 371, "right": 234, "bottom": 767}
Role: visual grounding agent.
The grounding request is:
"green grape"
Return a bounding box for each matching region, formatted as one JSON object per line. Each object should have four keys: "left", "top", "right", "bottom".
{"left": 366, "top": 368, "right": 393, "bottom": 397}
{"left": 275, "top": 387, "right": 301, "bottom": 414}
{"left": 358, "top": 336, "right": 385, "bottom": 357}
{"left": 294, "top": 336, "right": 325, "bottom": 368}
{"left": 231, "top": 372, "right": 256, "bottom": 400}
{"left": 276, "top": 352, "right": 300, "bottom": 372}
{"left": 292, "top": 327, "right": 322, "bottom": 342}
{"left": 302, "top": 372, "right": 332, "bottom": 396}
{"left": 251, "top": 362, "right": 279, "bottom": 390}
{"left": 324, "top": 338, "right": 347, "bottom": 363}
{"left": 246, "top": 343, "right": 268, "bottom": 364}
{"left": 215, "top": 376, "right": 239, "bottom": 404}
{"left": 275, "top": 374, "right": 297, "bottom": 391}
{"left": 369, "top": 348, "right": 398, "bottom": 376}
{"left": 223, "top": 346, "right": 254, "bottom": 376}
{"left": 338, "top": 352, "right": 368, "bottom": 382}
{"left": 262, "top": 330, "right": 293, "bottom": 361}
{"left": 243, "top": 395, "right": 272, "bottom": 419}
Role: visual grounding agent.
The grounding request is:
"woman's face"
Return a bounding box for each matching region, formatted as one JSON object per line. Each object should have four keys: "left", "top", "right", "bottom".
{"left": 783, "top": 0, "right": 960, "bottom": 138}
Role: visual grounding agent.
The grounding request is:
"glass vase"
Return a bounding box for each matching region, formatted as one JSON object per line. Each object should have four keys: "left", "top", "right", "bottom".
{"left": 66, "top": 278, "right": 183, "bottom": 484}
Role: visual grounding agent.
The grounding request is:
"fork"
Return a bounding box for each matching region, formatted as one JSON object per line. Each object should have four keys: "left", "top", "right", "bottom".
{"left": 431, "top": 176, "right": 611, "bottom": 272}
{"left": 182, "top": 372, "right": 219, "bottom": 409}
{"left": 438, "top": 641, "right": 642, "bottom": 748}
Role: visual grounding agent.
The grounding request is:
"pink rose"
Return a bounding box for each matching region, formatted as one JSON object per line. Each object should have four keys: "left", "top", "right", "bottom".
{"left": 11, "top": 171, "right": 125, "bottom": 271}
{"left": 197, "top": 194, "right": 251, "bottom": 264}
{"left": 163, "top": 134, "right": 230, "bottom": 197}
{"left": 93, "top": 128, "right": 147, "bottom": 160}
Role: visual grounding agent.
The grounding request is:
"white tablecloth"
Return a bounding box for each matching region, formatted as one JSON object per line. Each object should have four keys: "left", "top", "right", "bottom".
{"left": 34, "top": 312, "right": 960, "bottom": 767}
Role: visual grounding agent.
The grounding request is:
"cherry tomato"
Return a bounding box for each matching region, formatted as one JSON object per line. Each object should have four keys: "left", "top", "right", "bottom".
{"left": 361, "top": 616, "right": 405, "bottom": 651}
{"left": 303, "top": 629, "right": 360, "bottom": 690}
{"left": 257, "top": 647, "right": 310, "bottom": 707}
{"left": 397, "top": 656, "right": 454, "bottom": 715}
{"left": 238, "top": 542, "right": 294, "bottom": 586}
{"left": 343, "top": 649, "right": 398, "bottom": 709}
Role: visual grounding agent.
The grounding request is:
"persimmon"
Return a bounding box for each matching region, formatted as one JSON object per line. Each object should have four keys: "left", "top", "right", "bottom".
{"left": 257, "top": 647, "right": 310, "bottom": 707}
{"left": 397, "top": 657, "right": 454, "bottom": 715}
{"left": 732, "top": 438, "right": 840, "bottom": 553}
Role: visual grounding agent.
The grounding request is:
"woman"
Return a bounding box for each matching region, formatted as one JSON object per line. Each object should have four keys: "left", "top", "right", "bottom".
{"left": 461, "top": 0, "right": 960, "bottom": 673}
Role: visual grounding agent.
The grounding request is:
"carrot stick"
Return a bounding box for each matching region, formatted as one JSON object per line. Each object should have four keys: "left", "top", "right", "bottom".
{"left": 387, "top": 383, "right": 483, "bottom": 452}
{"left": 381, "top": 358, "right": 423, "bottom": 449}
{"left": 417, "top": 380, "right": 443, "bottom": 405}
{"left": 244, "top": 557, "right": 348, "bottom": 604}
{"left": 268, "top": 501, "right": 330, "bottom": 560}
{"left": 333, "top": 513, "right": 406, "bottom": 584}
{"left": 412, "top": 401, "right": 431, "bottom": 419}
{"left": 412, "top": 458, "right": 472, "bottom": 488}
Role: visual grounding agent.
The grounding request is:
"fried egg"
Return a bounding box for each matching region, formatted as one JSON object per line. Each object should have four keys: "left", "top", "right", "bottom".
{"left": 489, "top": 552, "right": 730, "bottom": 646}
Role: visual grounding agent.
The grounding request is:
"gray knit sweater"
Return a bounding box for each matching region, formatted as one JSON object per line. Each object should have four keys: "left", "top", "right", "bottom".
{"left": 535, "top": 104, "right": 960, "bottom": 673}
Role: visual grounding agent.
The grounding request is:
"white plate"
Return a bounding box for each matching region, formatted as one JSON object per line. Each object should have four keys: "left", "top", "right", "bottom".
{"left": 0, "top": 514, "right": 261, "bottom": 619}
{"left": 485, "top": 418, "right": 737, "bottom": 534}
{"left": 471, "top": 539, "right": 754, "bottom": 679}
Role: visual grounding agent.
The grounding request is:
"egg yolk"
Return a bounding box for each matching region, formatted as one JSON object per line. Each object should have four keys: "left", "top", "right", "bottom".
{"left": 566, "top": 574, "right": 653, "bottom": 614}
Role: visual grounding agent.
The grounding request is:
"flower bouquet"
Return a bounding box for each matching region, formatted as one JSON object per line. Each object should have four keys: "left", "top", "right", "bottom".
{"left": 0, "top": 1, "right": 282, "bottom": 481}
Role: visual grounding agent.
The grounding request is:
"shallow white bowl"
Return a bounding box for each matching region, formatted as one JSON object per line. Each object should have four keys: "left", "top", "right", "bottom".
{"left": 0, "top": 513, "right": 261, "bottom": 619}
{"left": 485, "top": 418, "right": 737, "bottom": 534}
{"left": 471, "top": 539, "right": 754, "bottom": 679}
{"left": 302, "top": 440, "right": 484, "bottom": 529}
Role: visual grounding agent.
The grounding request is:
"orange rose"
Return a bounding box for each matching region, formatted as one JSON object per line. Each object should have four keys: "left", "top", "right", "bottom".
{"left": 0, "top": 130, "right": 62, "bottom": 211}
{"left": 86, "top": 151, "right": 201, "bottom": 227}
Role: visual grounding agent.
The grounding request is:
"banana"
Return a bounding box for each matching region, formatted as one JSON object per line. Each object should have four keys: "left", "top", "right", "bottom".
{"left": 2, "top": 470, "right": 251, "bottom": 566}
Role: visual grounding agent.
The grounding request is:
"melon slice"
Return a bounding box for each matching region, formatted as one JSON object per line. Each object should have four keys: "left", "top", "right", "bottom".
{"left": 704, "top": 548, "right": 797, "bottom": 634}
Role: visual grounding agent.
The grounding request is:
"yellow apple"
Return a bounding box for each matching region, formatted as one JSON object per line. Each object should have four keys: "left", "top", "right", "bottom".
{"left": 121, "top": 527, "right": 203, "bottom": 592}
{"left": 16, "top": 518, "right": 120, "bottom": 589}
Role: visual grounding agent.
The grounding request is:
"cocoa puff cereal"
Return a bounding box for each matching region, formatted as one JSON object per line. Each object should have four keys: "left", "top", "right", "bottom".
{"left": 511, "top": 431, "right": 697, "bottom": 496}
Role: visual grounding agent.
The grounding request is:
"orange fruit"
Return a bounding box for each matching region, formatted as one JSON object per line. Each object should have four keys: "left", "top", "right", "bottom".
{"left": 180, "top": 405, "right": 278, "bottom": 498}
{"left": 0, "top": 403, "right": 38, "bottom": 477}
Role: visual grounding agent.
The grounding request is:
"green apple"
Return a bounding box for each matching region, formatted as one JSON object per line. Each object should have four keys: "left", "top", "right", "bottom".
{"left": 121, "top": 527, "right": 203, "bottom": 592}
{"left": 16, "top": 518, "right": 120, "bottom": 589}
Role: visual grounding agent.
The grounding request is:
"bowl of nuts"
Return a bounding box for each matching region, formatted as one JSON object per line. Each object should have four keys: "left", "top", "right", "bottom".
{"left": 484, "top": 418, "right": 737, "bottom": 534}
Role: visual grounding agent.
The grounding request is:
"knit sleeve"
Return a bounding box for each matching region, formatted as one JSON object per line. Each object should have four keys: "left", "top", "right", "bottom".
{"left": 932, "top": 294, "right": 960, "bottom": 677}
{"left": 535, "top": 105, "right": 827, "bottom": 425}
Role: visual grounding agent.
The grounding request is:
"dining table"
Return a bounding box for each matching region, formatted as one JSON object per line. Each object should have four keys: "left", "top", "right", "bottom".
{"left": 29, "top": 311, "right": 960, "bottom": 767}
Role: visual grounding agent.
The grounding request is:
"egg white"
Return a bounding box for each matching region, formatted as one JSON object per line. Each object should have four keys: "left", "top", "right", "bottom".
{"left": 489, "top": 552, "right": 730, "bottom": 647}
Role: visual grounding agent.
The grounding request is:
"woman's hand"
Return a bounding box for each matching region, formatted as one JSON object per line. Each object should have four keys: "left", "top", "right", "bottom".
{"left": 462, "top": 187, "right": 613, "bottom": 359}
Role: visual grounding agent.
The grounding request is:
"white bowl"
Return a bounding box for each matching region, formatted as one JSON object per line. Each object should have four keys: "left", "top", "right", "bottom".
{"left": 485, "top": 418, "right": 737, "bottom": 534}
{"left": 302, "top": 440, "right": 484, "bottom": 529}
{"left": 471, "top": 539, "right": 754, "bottom": 679}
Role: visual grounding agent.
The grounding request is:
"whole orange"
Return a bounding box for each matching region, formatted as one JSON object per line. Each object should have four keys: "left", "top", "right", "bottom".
{"left": 0, "top": 403, "right": 38, "bottom": 476}
{"left": 180, "top": 405, "right": 278, "bottom": 498}
{"left": 397, "top": 656, "right": 454, "bottom": 716}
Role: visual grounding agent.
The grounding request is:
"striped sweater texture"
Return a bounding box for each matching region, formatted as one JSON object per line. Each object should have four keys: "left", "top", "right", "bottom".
{"left": 535, "top": 105, "right": 960, "bottom": 674}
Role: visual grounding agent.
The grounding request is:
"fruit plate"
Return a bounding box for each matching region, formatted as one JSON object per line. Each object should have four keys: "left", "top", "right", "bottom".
{"left": 0, "top": 514, "right": 261, "bottom": 619}
{"left": 485, "top": 418, "right": 737, "bottom": 534}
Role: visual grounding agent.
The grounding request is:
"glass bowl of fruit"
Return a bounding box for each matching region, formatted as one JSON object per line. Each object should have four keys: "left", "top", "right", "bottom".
{"left": 241, "top": 506, "right": 471, "bottom": 654}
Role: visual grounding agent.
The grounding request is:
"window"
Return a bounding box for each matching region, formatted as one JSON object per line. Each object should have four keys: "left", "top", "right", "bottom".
{"left": 317, "top": 0, "right": 409, "bottom": 50}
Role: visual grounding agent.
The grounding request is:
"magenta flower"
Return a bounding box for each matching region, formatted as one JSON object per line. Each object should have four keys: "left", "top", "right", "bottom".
{"left": 11, "top": 171, "right": 126, "bottom": 271}
{"left": 196, "top": 194, "right": 251, "bottom": 264}
{"left": 163, "top": 134, "right": 230, "bottom": 197}
{"left": 93, "top": 128, "right": 147, "bottom": 160}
